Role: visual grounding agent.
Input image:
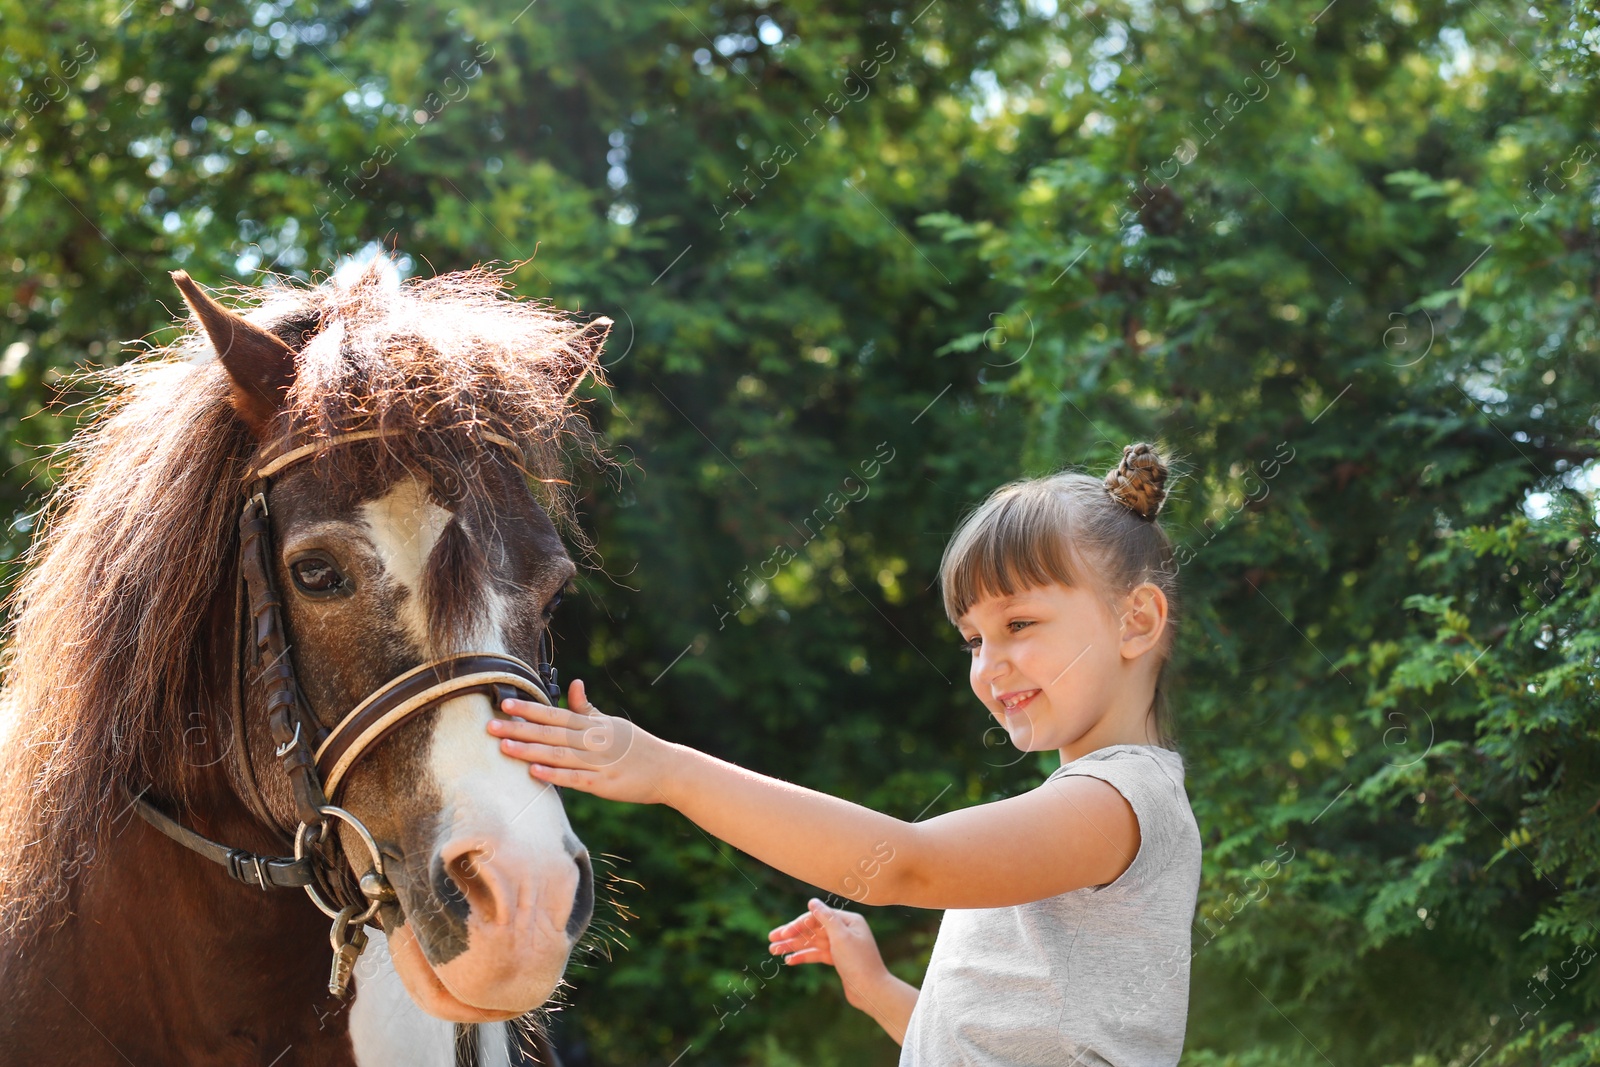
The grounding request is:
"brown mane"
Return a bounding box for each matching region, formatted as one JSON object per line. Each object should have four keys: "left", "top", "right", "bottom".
{"left": 0, "top": 258, "right": 609, "bottom": 936}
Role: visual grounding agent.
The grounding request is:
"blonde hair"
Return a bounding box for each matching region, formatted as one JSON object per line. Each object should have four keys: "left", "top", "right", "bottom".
{"left": 938, "top": 443, "right": 1180, "bottom": 746}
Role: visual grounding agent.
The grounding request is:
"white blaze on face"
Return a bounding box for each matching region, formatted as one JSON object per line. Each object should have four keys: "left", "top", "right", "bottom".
{"left": 360, "top": 478, "right": 453, "bottom": 652}
{"left": 428, "top": 687, "right": 579, "bottom": 1003}
{"left": 357, "top": 477, "right": 584, "bottom": 1011}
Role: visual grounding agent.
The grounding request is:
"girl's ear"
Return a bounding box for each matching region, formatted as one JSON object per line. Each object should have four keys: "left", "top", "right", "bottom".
{"left": 1117, "top": 583, "right": 1169, "bottom": 660}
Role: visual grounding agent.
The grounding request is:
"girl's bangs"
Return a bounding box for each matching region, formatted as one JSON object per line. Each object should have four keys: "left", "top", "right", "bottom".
{"left": 940, "top": 487, "right": 1085, "bottom": 623}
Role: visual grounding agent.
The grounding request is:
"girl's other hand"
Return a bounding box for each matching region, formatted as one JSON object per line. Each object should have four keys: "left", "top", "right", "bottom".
{"left": 768, "top": 899, "right": 892, "bottom": 1012}
{"left": 489, "top": 678, "right": 669, "bottom": 805}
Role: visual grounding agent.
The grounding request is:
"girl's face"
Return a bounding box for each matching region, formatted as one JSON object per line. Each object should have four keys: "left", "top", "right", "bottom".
{"left": 956, "top": 581, "right": 1134, "bottom": 756}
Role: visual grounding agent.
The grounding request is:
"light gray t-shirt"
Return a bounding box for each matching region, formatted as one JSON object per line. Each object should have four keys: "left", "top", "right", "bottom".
{"left": 899, "top": 744, "right": 1202, "bottom": 1067}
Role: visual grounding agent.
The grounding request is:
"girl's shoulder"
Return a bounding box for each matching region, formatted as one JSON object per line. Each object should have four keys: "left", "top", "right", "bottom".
{"left": 1045, "top": 743, "right": 1189, "bottom": 803}
{"left": 1044, "top": 744, "right": 1197, "bottom": 895}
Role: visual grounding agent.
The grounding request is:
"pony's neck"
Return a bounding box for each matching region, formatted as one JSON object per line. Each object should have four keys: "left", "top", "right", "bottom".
{"left": 0, "top": 575, "right": 358, "bottom": 1064}
{"left": 0, "top": 763, "right": 358, "bottom": 1065}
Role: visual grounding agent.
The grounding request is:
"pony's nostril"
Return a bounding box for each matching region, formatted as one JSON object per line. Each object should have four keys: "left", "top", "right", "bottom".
{"left": 567, "top": 849, "right": 594, "bottom": 939}
{"left": 437, "top": 843, "right": 498, "bottom": 924}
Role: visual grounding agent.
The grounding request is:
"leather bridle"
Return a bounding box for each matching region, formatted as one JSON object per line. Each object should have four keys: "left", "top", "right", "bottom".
{"left": 132, "top": 428, "right": 564, "bottom": 997}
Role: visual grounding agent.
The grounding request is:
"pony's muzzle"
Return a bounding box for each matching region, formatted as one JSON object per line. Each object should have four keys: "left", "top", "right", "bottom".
{"left": 398, "top": 830, "right": 590, "bottom": 1014}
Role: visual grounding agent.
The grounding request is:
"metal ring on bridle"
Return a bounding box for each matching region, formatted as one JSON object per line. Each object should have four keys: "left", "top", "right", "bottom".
{"left": 295, "top": 805, "right": 390, "bottom": 923}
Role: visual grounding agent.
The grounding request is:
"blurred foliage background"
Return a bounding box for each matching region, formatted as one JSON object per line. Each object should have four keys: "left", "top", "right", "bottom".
{"left": 3, "top": 0, "right": 1599, "bottom": 1063}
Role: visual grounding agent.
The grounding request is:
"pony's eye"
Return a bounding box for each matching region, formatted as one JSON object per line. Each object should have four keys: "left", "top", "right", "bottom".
{"left": 290, "top": 556, "right": 347, "bottom": 596}
{"left": 542, "top": 587, "right": 566, "bottom": 619}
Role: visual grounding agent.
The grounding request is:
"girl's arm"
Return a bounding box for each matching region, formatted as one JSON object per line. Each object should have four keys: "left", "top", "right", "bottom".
{"left": 489, "top": 681, "right": 1141, "bottom": 910}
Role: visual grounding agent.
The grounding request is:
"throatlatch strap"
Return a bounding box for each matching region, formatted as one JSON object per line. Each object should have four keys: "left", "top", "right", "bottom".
{"left": 129, "top": 792, "right": 312, "bottom": 890}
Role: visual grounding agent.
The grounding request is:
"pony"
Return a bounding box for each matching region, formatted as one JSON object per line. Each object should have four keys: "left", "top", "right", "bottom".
{"left": 0, "top": 255, "right": 616, "bottom": 1065}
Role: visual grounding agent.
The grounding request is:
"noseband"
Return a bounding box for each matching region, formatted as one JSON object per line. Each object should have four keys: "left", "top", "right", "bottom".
{"left": 133, "top": 428, "right": 563, "bottom": 997}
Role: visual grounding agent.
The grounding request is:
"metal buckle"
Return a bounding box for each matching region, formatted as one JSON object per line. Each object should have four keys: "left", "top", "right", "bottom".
{"left": 275, "top": 719, "right": 303, "bottom": 759}
{"left": 226, "top": 848, "right": 273, "bottom": 891}
{"left": 539, "top": 662, "right": 560, "bottom": 702}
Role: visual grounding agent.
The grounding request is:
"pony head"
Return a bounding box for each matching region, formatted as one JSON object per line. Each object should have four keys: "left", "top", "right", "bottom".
{"left": 0, "top": 256, "right": 611, "bottom": 1023}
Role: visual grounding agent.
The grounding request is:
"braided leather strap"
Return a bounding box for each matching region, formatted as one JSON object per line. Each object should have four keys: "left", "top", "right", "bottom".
{"left": 239, "top": 492, "right": 329, "bottom": 826}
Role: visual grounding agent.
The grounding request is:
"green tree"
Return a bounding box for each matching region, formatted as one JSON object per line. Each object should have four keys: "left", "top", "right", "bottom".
{"left": 923, "top": 1, "right": 1600, "bottom": 1063}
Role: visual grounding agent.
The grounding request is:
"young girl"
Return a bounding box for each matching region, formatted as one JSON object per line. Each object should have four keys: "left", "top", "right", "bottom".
{"left": 489, "top": 443, "right": 1203, "bottom": 1064}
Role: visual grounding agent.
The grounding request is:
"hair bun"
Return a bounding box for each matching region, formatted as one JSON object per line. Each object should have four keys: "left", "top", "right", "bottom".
{"left": 1104, "top": 442, "right": 1169, "bottom": 520}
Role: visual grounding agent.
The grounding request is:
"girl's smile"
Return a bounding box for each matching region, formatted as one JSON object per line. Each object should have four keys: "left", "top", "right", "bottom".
{"left": 998, "top": 689, "right": 1040, "bottom": 713}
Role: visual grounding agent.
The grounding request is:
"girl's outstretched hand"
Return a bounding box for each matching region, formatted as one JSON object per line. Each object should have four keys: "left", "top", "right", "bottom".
{"left": 768, "top": 899, "right": 892, "bottom": 1012}
{"left": 490, "top": 679, "right": 670, "bottom": 805}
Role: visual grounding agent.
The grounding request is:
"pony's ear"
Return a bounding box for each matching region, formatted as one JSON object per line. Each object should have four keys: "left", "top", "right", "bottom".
{"left": 170, "top": 270, "right": 297, "bottom": 438}
{"left": 557, "top": 315, "right": 613, "bottom": 400}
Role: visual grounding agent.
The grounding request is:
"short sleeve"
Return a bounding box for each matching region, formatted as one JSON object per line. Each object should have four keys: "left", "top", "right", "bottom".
{"left": 1048, "top": 750, "right": 1188, "bottom": 894}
